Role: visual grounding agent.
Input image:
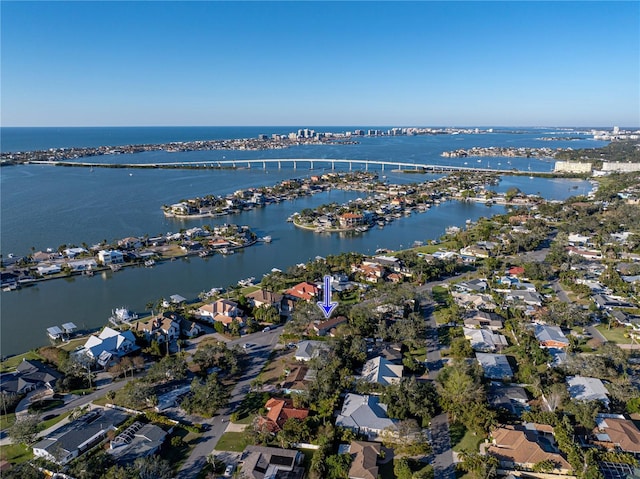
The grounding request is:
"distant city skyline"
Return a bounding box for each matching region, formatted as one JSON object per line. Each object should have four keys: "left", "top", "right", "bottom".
{"left": 1, "top": 1, "right": 638, "bottom": 127}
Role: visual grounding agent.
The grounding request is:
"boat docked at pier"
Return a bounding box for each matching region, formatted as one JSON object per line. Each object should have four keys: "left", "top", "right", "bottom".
{"left": 109, "top": 307, "right": 138, "bottom": 326}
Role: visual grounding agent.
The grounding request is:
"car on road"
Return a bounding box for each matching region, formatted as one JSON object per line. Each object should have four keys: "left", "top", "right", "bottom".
{"left": 224, "top": 463, "right": 235, "bottom": 477}
{"left": 242, "top": 343, "right": 253, "bottom": 349}
{"left": 262, "top": 326, "right": 270, "bottom": 332}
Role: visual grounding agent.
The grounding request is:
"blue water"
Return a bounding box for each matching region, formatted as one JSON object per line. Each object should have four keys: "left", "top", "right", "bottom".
{"left": 0, "top": 126, "right": 600, "bottom": 356}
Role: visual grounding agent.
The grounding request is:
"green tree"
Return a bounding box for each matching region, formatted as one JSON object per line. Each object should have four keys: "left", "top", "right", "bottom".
{"left": 8, "top": 414, "right": 40, "bottom": 445}
{"left": 457, "top": 450, "right": 499, "bottom": 479}
{"left": 394, "top": 457, "right": 413, "bottom": 479}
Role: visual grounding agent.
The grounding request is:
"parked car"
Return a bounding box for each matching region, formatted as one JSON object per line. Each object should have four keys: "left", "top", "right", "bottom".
{"left": 224, "top": 463, "right": 235, "bottom": 477}
{"left": 262, "top": 326, "right": 270, "bottom": 332}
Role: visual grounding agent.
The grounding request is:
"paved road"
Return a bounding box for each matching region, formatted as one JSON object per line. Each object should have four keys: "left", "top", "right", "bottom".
{"left": 421, "top": 300, "right": 455, "bottom": 479}
{"left": 178, "top": 326, "right": 284, "bottom": 478}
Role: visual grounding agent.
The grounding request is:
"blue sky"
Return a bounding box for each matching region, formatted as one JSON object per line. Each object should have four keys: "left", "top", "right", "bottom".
{"left": 1, "top": 1, "right": 638, "bottom": 127}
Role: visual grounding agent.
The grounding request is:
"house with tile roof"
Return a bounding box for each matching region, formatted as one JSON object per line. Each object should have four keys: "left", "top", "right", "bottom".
{"left": 259, "top": 398, "right": 309, "bottom": 433}
{"left": 285, "top": 282, "right": 320, "bottom": 301}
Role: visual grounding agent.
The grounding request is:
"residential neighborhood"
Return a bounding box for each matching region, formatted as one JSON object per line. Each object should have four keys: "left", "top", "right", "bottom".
{"left": 1, "top": 168, "right": 639, "bottom": 479}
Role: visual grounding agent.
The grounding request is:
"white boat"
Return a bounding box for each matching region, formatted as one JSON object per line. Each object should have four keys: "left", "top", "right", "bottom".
{"left": 144, "top": 259, "right": 155, "bottom": 267}
{"left": 109, "top": 307, "right": 138, "bottom": 326}
{"left": 238, "top": 277, "right": 255, "bottom": 287}
{"left": 220, "top": 248, "right": 234, "bottom": 255}
{"left": 259, "top": 236, "right": 272, "bottom": 243}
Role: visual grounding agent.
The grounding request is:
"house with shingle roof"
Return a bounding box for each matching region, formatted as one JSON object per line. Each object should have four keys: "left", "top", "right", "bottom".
{"left": 359, "top": 356, "right": 403, "bottom": 386}
{"left": 348, "top": 441, "right": 381, "bottom": 479}
{"left": 80, "top": 327, "right": 138, "bottom": 368}
{"left": 240, "top": 445, "right": 304, "bottom": 479}
{"left": 486, "top": 424, "right": 572, "bottom": 474}
{"left": 0, "top": 359, "right": 62, "bottom": 395}
{"left": 591, "top": 414, "right": 640, "bottom": 455}
{"left": 294, "top": 340, "right": 330, "bottom": 362}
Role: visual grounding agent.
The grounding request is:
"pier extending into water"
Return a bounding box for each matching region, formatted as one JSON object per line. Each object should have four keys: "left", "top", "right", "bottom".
{"left": 29, "top": 158, "right": 512, "bottom": 174}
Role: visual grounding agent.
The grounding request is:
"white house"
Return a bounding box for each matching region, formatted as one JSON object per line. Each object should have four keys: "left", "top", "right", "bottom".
{"left": 97, "top": 250, "right": 124, "bottom": 266}
{"left": 80, "top": 327, "right": 137, "bottom": 368}
{"left": 359, "top": 356, "right": 403, "bottom": 386}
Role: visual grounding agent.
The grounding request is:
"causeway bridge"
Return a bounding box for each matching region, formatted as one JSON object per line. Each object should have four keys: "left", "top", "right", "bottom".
{"left": 30, "top": 157, "right": 515, "bottom": 174}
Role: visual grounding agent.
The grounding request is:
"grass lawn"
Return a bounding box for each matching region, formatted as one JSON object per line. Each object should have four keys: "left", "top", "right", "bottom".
{"left": 0, "top": 443, "right": 34, "bottom": 464}
{"left": 0, "top": 351, "right": 43, "bottom": 373}
{"left": 163, "top": 428, "right": 199, "bottom": 471}
{"left": 0, "top": 413, "right": 16, "bottom": 430}
{"left": 215, "top": 431, "right": 253, "bottom": 452}
{"left": 232, "top": 392, "right": 270, "bottom": 422}
{"left": 28, "top": 399, "right": 64, "bottom": 414}
{"left": 407, "top": 346, "right": 427, "bottom": 362}
{"left": 450, "top": 421, "right": 485, "bottom": 453}
{"left": 595, "top": 324, "right": 633, "bottom": 344}
{"left": 58, "top": 337, "right": 87, "bottom": 352}
{"left": 431, "top": 285, "right": 450, "bottom": 304}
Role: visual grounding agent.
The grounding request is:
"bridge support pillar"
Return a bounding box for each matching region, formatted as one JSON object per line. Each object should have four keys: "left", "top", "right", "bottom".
{"left": 331, "top": 161, "right": 335, "bottom": 170}
{"left": 263, "top": 161, "right": 266, "bottom": 169}
{"left": 293, "top": 161, "right": 297, "bottom": 170}
{"left": 310, "top": 161, "right": 313, "bottom": 170}
{"left": 365, "top": 162, "right": 368, "bottom": 171}
{"left": 381, "top": 163, "right": 384, "bottom": 172}
{"left": 278, "top": 161, "right": 281, "bottom": 169}
{"left": 247, "top": 162, "right": 251, "bottom": 169}
{"left": 349, "top": 162, "right": 352, "bottom": 171}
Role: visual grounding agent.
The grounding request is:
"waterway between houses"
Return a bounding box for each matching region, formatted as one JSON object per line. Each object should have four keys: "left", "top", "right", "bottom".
{"left": 0, "top": 165, "right": 591, "bottom": 357}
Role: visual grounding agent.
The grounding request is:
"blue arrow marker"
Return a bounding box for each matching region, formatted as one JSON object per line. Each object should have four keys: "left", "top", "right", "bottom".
{"left": 317, "top": 275, "right": 338, "bottom": 319}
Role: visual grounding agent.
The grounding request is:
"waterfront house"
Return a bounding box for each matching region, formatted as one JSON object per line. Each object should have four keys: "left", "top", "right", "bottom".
{"left": 65, "top": 258, "right": 97, "bottom": 272}
{"left": 33, "top": 409, "right": 127, "bottom": 465}
{"left": 97, "top": 249, "right": 124, "bottom": 266}
{"left": 245, "top": 289, "right": 284, "bottom": 312}
{"left": 359, "top": 356, "right": 403, "bottom": 386}
{"left": 63, "top": 247, "right": 88, "bottom": 258}
{"left": 134, "top": 315, "right": 180, "bottom": 343}
{"left": 0, "top": 359, "right": 62, "bottom": 395}
{"left": 347, "top": 441, "right": 381, "bottom": 479}
{"left": 456, "top": 279, "right": 488, "bottom": 293}
{"left": 285, "top": 282, "right": 320, "bottom": 302}
{"left": 476, "top": 353, "right": 513, "bottom": 381}
{"left": 335, "top": 393, "right": 397, "bottom": 441}
{"left": 486, "top": 424, "right": 572, "bottom": 475}
{"left": 566, "top": 376, "right": 610, "bottom": 408}
{"left": 195, "top": 299, "right": 241, "bottom": 323}
{"left": 80, "top": 327, "right": 138, "bottom": 368}
{"left": 117, "top": 237, "right": 142, "bottom": 250}
{"left": 37, "top": 264, "right": 62, "bottom": 275}
{"left": 339, "top": 212, "right": 364, "bottom": 229}
{"left": 240, "top": 445, "right": 305, "bottom": 479}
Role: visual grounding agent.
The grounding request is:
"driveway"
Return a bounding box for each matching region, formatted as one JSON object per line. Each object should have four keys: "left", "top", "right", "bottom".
{"left": 178, "top": 326, "right": 283, "bottom": 477}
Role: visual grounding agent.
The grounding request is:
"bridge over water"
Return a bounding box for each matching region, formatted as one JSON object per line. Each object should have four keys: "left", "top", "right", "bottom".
{"left": 31, "top": 157, "right": 515, "bottom": 174}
